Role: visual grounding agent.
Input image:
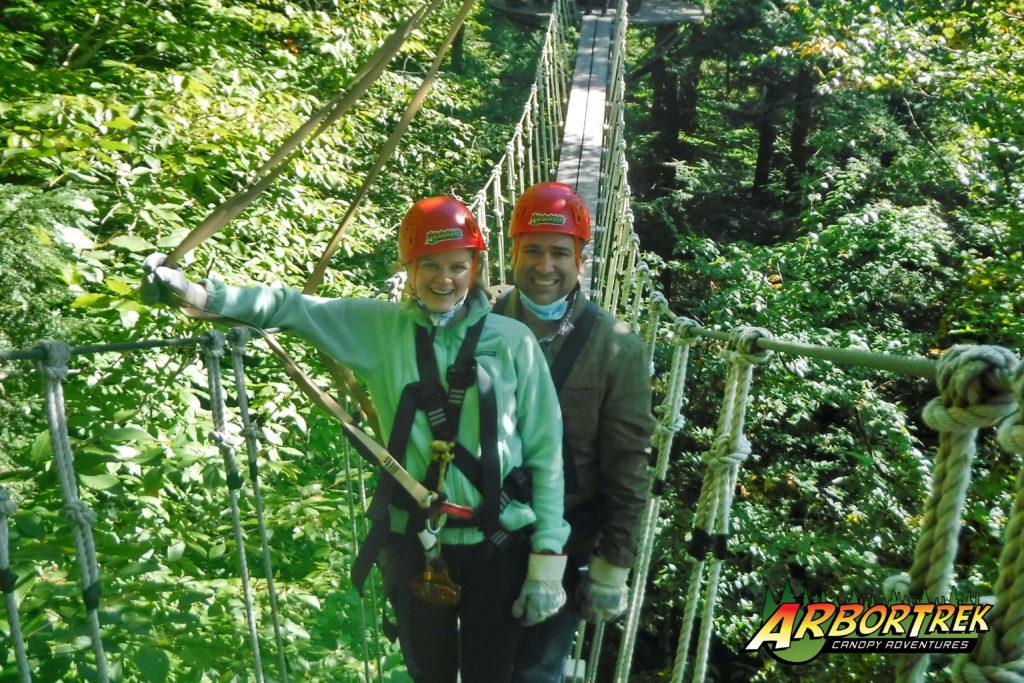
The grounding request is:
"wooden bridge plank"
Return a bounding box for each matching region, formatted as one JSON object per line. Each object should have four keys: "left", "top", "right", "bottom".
{"left": 556, "top": 13, "right": 613, "bottom": 295}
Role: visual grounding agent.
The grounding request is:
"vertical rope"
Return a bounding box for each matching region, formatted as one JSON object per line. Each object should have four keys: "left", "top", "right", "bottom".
{"left": 895, "top": 346, "right": 1018, "bottom": 682}
{"left": 35, "top": 340, "right": 110, "bottom": 682}
{"left": 585, "top": 620, "right": 606, "bottom": 683}
{"left": 524, "top": 101, "right": 536, "bottom": 188}
{"left": 614, "top": 318, "right": 700, "bottom": 682}
{"left": 670, "top": 328, "right": 772, "bottom": 683}
{"left": 0, "top": 488, "right": 31, "bottom": 683}
{"left": 202, "top": 330, "right": 266, "bottom": 683}
{"left": 226, "top": 327, "right": 289, "bottom": 681}
{"left": 951, "top": 359, "right": 1024, "bottom": 681}
{"left": 339, "top": 433, "right": 384, "bottom": 682}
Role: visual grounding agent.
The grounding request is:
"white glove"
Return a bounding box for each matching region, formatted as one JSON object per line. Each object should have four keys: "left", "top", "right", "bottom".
{"left": 578, "top": 556, "right": 629, "bottom": 623}
{"left": 512, "top": 553, "right": 567, "bottom": 626}
{"left": 141, "top": 253, "right": 208, "bottom": 310}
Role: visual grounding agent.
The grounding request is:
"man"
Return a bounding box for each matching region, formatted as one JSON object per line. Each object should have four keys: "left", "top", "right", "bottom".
{"left": 493, "top": 182, "right": 656, "bottom": 682}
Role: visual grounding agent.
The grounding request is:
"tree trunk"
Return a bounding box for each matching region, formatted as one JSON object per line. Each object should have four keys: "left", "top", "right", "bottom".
{"left": 650, "top": 25, "right": 681, "bottom": 159}
{"left": 451, "top": 26, "right": 465, "bottom": 74}
{"left": 676, "top": 27, "right": 704, "bottom": 162}
{"left": 753, "top": 83, "right": 782, "bottom": 192}
{"left": 783, "top": 66, "right": 816, "bottom": 230}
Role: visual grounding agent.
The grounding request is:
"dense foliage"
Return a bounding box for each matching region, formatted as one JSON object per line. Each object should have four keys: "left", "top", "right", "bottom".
{"left": 2, "top": 0, "right": 1022, "bottom": 681}
{"left": 1, "top": 0, "right": 544, "bottom": 680}
{"left": 625, "top": 0, "right": 1023, "bottom": 679}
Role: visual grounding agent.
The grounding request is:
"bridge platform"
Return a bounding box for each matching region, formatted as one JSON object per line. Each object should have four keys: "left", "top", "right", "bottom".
{"left": 491, "top": 0, "right": 707, "bottom": 27}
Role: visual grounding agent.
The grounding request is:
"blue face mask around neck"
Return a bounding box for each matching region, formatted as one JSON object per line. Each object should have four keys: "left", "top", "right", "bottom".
{"left": 520, "top": 291, "right": 569, "bottom": 321}
{"left": 419, "top": 295, "right": 467, "bottom": 327}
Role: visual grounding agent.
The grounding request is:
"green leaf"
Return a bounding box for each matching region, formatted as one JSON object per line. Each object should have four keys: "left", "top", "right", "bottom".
{"left": 31, "top": 431, "right": 52, "bottom": 464}
{"left": 133, "top": 447, "right": 164, "bottom": 465}
{"left": 105, "top": 115, "right": 137, "bottom": 130}
{"left": 105, "top": 278, "right": 134, "bottom": 295}
{"left": 109, "top": 235, "right": 155, "bottom": 252}
{"left": 104, "top": 427, "right": 152, "bottom": 443}
{"left": 98, "top": 139, "right": 135, "bottom": 152}
{"left": 167, "top": 540, "right": 186, "bottom": 562}
{"left": 133, "top": 647, "right": 170, "bottom": 683}
{"left": 14, "top": 512, "right": 46, "bottom": 539}
{"left": 79, "top": 473, "right": 120, "bottom": 490}
{"left": 71, "top": 293, "right": 110, "bottom": 308}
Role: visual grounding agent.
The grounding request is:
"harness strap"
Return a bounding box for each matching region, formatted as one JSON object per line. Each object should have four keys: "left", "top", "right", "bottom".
{"left": 492, "top": 288, "right": 512, "bottom": 315}
{"left": 493, "top": 290, "right": 600, "bottom": 495}
{"left": 353, "top": 315, "right": 513, "bottom": 592}
{"left": 549, "top": 300, "right": 599, "bottom": 393}
{"left": 476, "top": 361, "right": 501, "bottom": 537}
{"left": 351, "top": 382, "right": 424, "bottom": 591}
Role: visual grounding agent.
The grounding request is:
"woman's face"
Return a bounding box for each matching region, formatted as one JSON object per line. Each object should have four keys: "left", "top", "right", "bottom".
{"left": 412, "top": 248, "right": 475, "bottom": 313}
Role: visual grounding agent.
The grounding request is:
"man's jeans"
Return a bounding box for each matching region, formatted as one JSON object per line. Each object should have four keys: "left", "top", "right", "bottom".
{"left": 512, "top": 556, "right": 585, "bottom": 682}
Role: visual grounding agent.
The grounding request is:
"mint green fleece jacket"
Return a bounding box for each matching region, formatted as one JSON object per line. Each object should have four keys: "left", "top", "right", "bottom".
{"left": 204, "top": 282, "right": 570, "bottom": 553}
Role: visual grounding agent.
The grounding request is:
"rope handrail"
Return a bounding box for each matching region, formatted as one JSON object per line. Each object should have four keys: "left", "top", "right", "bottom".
{"left": 0, "top": 334, "right": 209, "bottom": 363}
{"left": 469, "top": 0, "right": 575, "bottom": 284}
{"left": 632, "top": 270, "right": 938, "bottom": 379}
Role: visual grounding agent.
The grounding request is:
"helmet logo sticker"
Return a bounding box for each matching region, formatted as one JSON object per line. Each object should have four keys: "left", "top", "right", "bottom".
{"left": 528, "top": 212, "right": 567, "bottom": 226}
{"left": 425, "top": 228, "right": 464, "bottom": 245}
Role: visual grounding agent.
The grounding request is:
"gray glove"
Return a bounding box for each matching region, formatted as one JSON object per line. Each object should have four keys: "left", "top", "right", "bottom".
{"left": 512, "top": 553, "right": 567, "bottom": 626}
{"left": 141, "top": 253, "right": 208, "bottom": 310}
{"left": 577, "top": 556, "right": 629, "bottom": 623}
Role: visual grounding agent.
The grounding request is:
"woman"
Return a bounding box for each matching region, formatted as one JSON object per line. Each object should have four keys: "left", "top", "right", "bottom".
{"left": 143, "top": 197, "right": 570, "bottom": 682}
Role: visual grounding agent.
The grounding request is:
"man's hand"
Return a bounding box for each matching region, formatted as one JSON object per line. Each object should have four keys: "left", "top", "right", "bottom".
{"left": 578, "top": 555, "right": 629, "bottom": 623}
{"left": 141, "top": 253, "right": 208, "bottom": 310}
{"left": 512, "top": 553, "right": 567, "bottom": 625}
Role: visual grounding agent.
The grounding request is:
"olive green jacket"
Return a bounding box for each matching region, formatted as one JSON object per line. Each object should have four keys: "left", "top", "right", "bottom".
{"left": 491, "top": 286, "right": 655, "bottom": 567}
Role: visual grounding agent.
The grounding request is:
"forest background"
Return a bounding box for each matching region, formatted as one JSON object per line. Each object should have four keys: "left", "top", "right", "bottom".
{"left": 0, "top": 0, "right": 1022, "bottom": 681}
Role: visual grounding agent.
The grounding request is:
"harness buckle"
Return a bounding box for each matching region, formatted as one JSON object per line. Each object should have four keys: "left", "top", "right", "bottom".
{"left": 446, "top": 360, "right": 477, "bottom": 392}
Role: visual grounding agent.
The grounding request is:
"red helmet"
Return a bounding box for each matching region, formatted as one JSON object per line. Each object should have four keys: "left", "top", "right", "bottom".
{"left": 509, "top": 182, "right": 591, "bottom": 243}
{"left": 398, "top": 197, "right": 485, "bottom": 264}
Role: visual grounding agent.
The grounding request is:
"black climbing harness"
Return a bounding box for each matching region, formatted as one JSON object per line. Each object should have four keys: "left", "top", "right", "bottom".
{"left": 352, "top": 311, "right": 531, "bottom": 595}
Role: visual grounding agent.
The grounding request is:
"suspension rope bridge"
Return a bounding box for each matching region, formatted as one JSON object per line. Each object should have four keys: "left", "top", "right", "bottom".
{"left": 2, "top": 0, "right": 1024, "bottom": 681}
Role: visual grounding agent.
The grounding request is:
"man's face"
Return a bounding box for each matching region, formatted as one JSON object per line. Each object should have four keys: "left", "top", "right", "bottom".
{"left": 512, "top": 232, "right": 582, "bottom": 305}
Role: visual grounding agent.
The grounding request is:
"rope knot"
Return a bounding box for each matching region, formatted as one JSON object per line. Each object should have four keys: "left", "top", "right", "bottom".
{"left": 0, "top": 488, "right": 16, "bottom": 517}
{"left": 883, "top": 572, "right": 911, "bottom": 600}
{"left": 241, "top": 423, "right": 264, "bottom": 441}
{"left": 227, "top": 326, "right": 253, "bottom": 348}
{"left": 653, "top": 404, "right": 686, "bottom": 434}
{"left": 725, "top": 327, "right": 772, "bottom": 365}
{"left": 674, "top": 318, "right": 701, "bottom": 344}
{"left": 705, "top": 433, "right": 751, "bottom": 470}
{"left": 208, "top": 431, "right": 240, "bottom": 451}
{"left": 997, "top": 360, "right": 1024, "bottom": 454}
{"left": 923, "top": 345, "right": 1018, "bottom": 433}
{"left": 62, "top": 501, "right": 97, "bottom": 527}
{"left": 35, "top": 340, "right": 72, "bottom": 379}
{"left": 202, "top": 330, "right": 226, "bottom": 359}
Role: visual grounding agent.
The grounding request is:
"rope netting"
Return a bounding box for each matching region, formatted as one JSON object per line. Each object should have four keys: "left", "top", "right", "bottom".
{"left": 2, "top": 0, "right": 1024, "bottom": 680}
{"left": 469, "top": 0, "right": 576, "bottom": 285}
